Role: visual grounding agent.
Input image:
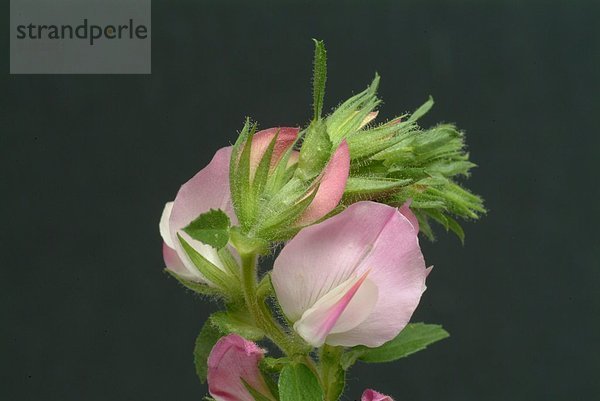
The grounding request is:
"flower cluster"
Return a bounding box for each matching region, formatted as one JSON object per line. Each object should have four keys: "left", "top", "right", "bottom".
{"left": 159, "top": 41, "right": 483, "bottom": 400}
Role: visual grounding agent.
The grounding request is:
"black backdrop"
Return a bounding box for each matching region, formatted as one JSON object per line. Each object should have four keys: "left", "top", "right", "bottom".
{"left": 3, "top": 1, "right": 599, "bottom": 400}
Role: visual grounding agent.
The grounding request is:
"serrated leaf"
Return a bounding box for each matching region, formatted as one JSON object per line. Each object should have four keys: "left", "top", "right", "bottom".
{"left": 278, "top": 363, "right": 323, "bottom": 401}
{"left": 312, "top": 39, "right": 327, "bottom": 121}
{"left": 183, "top": 209, "right": 231, "bottom": 249}
{"left": 210, "top": 311, "right": 264, "bottom": 341}
{"left": 194, "top": 320, "right": 223, "bottom": 384}
{"left": 342, "top": 323, "right": 449, "bottom": 369}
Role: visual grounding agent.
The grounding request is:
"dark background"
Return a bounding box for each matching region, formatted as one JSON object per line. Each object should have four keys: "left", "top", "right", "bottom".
{"left": 2, "top": 1, "right": 599, "bottom": 400}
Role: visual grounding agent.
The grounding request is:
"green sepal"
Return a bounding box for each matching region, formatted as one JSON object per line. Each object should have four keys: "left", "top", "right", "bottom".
{"left": 406, "top": 95, "right": 434, "bottom": 123}
{"left": 230, "top": 227, "right": 269, "bottom": 256}
{"left": 217, "top": 246, "right": 241, "bottom": 280}
{"left": 183, "top": 209, "right": 231, "bottom": 249}
{"left": 193, "top": 319, "right": 224, "bottom": 383}
{"left": 252, "top": 129, "right": 280, "bottom": 211}
{"left": 346, "top": 119, "right": 411, "bottom": 160}
{"left": 257, "top": 273, "right": 274, "bottom": 300}
{"left": 178, "top": 234, "right": 233, "bottom": 292}
{"left": 164, "top": 269, "right": 223, "bottom": 298}
{"left": 326, "top": 74, "right": 381, "bottom": 145}
{"left": 230, "top": 120, "right": 258, "bottom": 231}
{"left": 255, "top": 182, "right": 319, "bottom": 240}
{"left": 341, "top": 323, "right": 449, "bottom": 369}
{"left": 209, "top": 310, "right": 265, "bottom": 341}
{"left": 230, "top": 119, "right": 253, "bottom": 226}
{"left": 278, "top": 362, "right": 323, "bottom": 401}
{"left": 242, "top": 380, "right": 276, "bottom": 401}
{"left": 261, "top": 356, "right": 292, "bottom": 373}
{"left": 296, "top": 120, "right": 332, "bottom": 182}
{"left": 312, "top": 39, "right": 328, "bottom": 121}
{"left": 344, "top": 176, "right": 412, "bottom": 198}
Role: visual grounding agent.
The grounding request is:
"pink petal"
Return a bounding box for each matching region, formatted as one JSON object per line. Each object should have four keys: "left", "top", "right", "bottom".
{"left": 159, "top": 202, "right": 175, "bottom": 248}
{"left": 167, "top": 147, "right": 236, "bottom": 282}
{"left": 362, "top": 389, "right": 394, "bottom": 401}
{"left": 162, "top": 242, "right": 200, "bottom": 281}
{"left": 272, "top": 201, "right": 428, "bottom": 347}
{"left": 297, "top": 140, "right": 350, "bottom": 225}
{"left": 208, "top": 334, "right": 275, "bottom": 401}
{"left": 250, "top": 127, "right": 300, "bottom": 170}
{"left": 399, "top": 200, "right": 419, "bottom": 233}
{"left": 294, "top": 270, "right": 378, "bottom": 347}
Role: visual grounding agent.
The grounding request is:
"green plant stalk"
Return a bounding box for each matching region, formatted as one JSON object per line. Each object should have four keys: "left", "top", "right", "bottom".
{"left": 240, "top": 252, "right": 298, "bottom": 356}
{"left": 319, "top": 344, "right": 345, "bottom": 401}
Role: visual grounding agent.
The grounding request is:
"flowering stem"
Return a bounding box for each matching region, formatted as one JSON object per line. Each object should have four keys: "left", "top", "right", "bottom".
{"left": 240, "top": 252, "right": 297, "bottom": 356}
{"left": 319, "top": 345, "right": 345, "bottom": 401}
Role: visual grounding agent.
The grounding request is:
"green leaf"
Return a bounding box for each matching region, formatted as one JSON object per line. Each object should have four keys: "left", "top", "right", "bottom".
{"left": 210, "top": 311, "right": 264, "bottom": 341}
{"left": 279, "top": 362, "right": 323, "bottom": 401}
{"left": 183, "top": 209, "right": 231, "bottom": 249}
{"left": 193, "top": 320, "right": 223, "bottom": 383}
{"left": 178, "top": 234, "right": 231, "bottom": 291}
{"left": 341, "top": 323, "right": 449, "bottom": 369}
{"left": 312, "top": 39, "right": 327, "bottom": 121}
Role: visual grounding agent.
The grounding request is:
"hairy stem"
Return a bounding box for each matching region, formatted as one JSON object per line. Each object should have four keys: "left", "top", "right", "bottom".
{"left": 319, "top": 345, "right": 345, "bottom": 401}
{"left": 240, "top": 252, "right": 297, "bottom": 356}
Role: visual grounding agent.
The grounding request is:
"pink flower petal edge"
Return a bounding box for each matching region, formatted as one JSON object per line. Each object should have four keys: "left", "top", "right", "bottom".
{"left": 250, "top": 127, "right": 300, "bottom": 169}
{"left": 362, "top": 389, "right": 394, "bottom": 401}
{"left": 160, "top": 147, "right": 234, "bottom": 282}
{"left": 272, "top": 201, "right": 428, "bottom": 347}
{"left": 399, "top": 199, "right": 419, "bottom": 233}
{"left": 207, "top": 334, "right": 275, "bottom": 401}
{"left": 296, "top": 140, "right": 350, "bottom": 225}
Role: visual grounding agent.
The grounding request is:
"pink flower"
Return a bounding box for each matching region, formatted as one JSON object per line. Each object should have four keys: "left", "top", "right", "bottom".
{"left": 362, "top": 389, "right": 394, "bottom": 401}
{"left": 207, "top": 334, "right": 275, "bottom": 401}
{"left": 160, "top": 147, "right": 235, "bottom": 283}
{"left": 272, "top": 201, "right": 429, "bottom": 347}
{"left": 160, "top": 127, "right": 349, "bottom": 283}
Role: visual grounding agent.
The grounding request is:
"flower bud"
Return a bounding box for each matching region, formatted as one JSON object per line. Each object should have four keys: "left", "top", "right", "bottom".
{"left": 362, "top": 389, "right": 394, "bottom": 401}
{"left": 207, "top": 334, "right": 275, "bottom": 401}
